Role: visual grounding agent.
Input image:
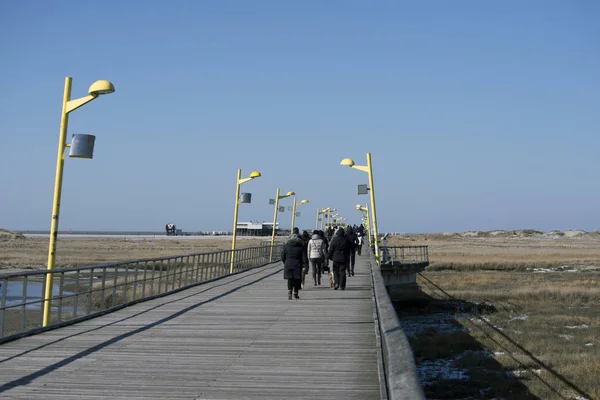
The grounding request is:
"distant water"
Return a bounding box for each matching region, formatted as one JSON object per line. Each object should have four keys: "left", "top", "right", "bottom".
{"left": 3, "top": 281, "right": 71, "bottom": 309}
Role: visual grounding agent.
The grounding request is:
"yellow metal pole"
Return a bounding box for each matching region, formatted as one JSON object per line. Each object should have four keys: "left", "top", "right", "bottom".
{"left": 366, "top": 152, "right": 380, "bottom": 265}
{"left": 43, "top": 77, "right": 72, "bottom": 327}
{"left": 365, "top": 203, "right": 372, "bottom": 248}
{"left": 291, "top": 197, "right": 297, "bottom": 233}
{"left": 269, "top": 188, "right": 280, "bottom": 262}
{"left": 230, "top": 169, "right": 242, "bottom": 273}
{"left": 315, "top": 209, "right": 319, "bottom": 230}
{"left": 319, "top": 208, "right": 323, "bottom": 231}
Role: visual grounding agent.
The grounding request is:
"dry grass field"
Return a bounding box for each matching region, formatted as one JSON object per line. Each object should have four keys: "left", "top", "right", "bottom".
{"left": 387, "top": 230, "right": 600, "bottom": 272}
{"left": 389, "top": 230, "right": 600, "bottom": 400}
{"left": 0, "top": 232, "right": 266, "bottom": 272}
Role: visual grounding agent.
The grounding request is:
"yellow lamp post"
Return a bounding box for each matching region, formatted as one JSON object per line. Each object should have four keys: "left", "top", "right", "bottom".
{"left": 341, "top": 153, "right": 381, "bottom": 265}
{"left": 322, "top": 207, "right": 335, "bottom": 231}
{"left": 356, "top": 203, "right": 372, "bottom": 248}
{"left": 317, "top": 207, "right": 327, "bottom": 230}
{"left": 328, "top": 209, "right": 337, "bottom": 228}
{"left": 291, "top": 198, "right": 309, "bottom": 233}
{"left": 230, "top": 169, "right": 261, "bottom": 273}
{"left": 269, "top": 189, "right": 295, "bottom": 261}
{"left": 43, "top": 77, "right": 115, "bottom": 327}
{"left": 315, "top": 209, "right": 322, "bottom": 230}
{"left": 330, "top": 212, "right": 339, "bottom": 228}
{"left": 320, "top": 207, "right": 329, "bottom": 231}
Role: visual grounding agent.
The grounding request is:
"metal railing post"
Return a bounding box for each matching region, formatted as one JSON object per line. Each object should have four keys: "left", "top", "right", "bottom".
{"left": 0, "top": 278, "right": 7, "bottom": 338}
{"left": 20, "top": 277, "right": 28, "bottom": 332}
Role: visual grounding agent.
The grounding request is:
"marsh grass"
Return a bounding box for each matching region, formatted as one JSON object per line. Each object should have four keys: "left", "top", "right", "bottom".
{"left": 409, "top": 271, "right": 600, "bottom": 400}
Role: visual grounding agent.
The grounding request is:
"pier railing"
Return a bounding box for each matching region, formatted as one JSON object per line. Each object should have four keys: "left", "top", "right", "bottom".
{"left": 369, "top": 247, "right": 425, "bottom": 399}
{"left": 380, "top": 245, "right": 429, "bottom": 265}
{"left": 0, "top": 244, "right": 283, "bottom": 343}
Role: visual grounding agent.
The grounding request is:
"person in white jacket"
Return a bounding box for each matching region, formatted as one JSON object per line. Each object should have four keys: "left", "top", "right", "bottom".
{"left": 307, "top": 230, "right": 327, "bottom": 286}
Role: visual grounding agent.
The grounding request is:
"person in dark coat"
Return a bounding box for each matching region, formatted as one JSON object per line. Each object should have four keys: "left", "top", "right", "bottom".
{"left": 281, "top": 233, "right": 308, "bottom": 299}
{"left": 346, "top": 227, "right": 359, "bottom": 276}
{"left": 327, "top": 227, "right": 350, "bottom": 290}
{"left": 319, "top": 230, "right": 330, "bottom": 272}
{"left": 326, "top": 227, "right": 334, "bottom": 242}
{"left": 300, "top": 231, "right": 311, "bottom": 288}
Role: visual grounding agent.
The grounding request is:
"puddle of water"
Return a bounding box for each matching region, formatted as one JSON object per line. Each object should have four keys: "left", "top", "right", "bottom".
{"left": 2, "top": 281, "right": 73, "bottom": 309}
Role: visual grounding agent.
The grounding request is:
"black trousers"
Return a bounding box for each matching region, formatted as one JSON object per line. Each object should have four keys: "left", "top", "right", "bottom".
{"left": 287, "top": 278, "right": 301, "bottom": 292}
{"left": 357, "top": 244, "right": 362, "bottom": 255}
{"left": 350, "top": 250, "right": 356, "bottom": 272}
{"left": 332, "top": 262, "right": 347, "bottom": 289}
{"left": 310, "top": 258, "right": 323, "bottom": 283}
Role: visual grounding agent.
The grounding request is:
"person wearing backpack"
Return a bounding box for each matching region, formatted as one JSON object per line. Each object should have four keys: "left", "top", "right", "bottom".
{"left": 307, "top": 230, "right": 326, "bottom": 286}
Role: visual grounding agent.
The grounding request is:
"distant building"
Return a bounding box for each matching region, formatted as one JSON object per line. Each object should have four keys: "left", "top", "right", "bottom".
{"left": 236, "top": 222, "right": 280, "bottom": 236}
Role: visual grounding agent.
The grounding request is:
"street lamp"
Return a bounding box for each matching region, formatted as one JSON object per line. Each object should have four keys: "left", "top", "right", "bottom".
{"left": 291, "top": 199, "right": 309, "bottom": 233}
{"left": 319, "top": 208, "right": 328, "bottom": 231}
{"left": 315, "top": 208, "right": 322, "bottom": 230}
{"left": 270, "top": 189, "right": 295, "bottom": 261}
{"left": 230, "top": 169, "right": 261, "bottom": 273}
{"left": 319, "top": 207, "right": 335, "bottom": 231}
{"left": 317, "top": 207, "right": 327, "bottom": 230}
{"left": 341, "top": 153, "right": 381, "bottom": 265}
{"left": 356, "top": 203, "right": 372, "bottom": 247}
{"left": 43, "top": 77, "right": 115, "bottom": 327}
{"left": 330, "top": 213, "right": 339, "bottom": 228}
{"left": 328, "top": 209, "right": 337, "bottom": 229}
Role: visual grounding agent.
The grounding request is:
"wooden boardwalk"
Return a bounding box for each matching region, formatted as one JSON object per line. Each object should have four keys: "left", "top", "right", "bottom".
{"left": 0, "top": 255, "right": 381, "bottom": 399}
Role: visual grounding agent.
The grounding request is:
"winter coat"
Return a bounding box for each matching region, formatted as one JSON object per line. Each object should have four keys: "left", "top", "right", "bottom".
{"left": 307, "top": 234, "right": 326, "bottom": 259}
{"left": 327, "top": 228, "right": 350, "bottom": 264}
{"left": 282, "top": 236, "right": 308, "bottom": 280}
{"left": 346, "top": 230, "right": 358, "bottom": 251}
{"left": 326, "top": 227, "right": 334, "bottom": 240}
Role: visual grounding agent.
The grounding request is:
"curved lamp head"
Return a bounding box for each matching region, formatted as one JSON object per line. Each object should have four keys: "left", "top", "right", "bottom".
{"left": 300, "top": 200, "right": 309, "bottom": 204}
{"left": 88, "top": 80, "right": 115, "bottom": 96}
{"left": 286, "top": 191, "right": 295, "bottom": 196}
{"left": 356, "top": 204, "right": 362, "bottom": 210}
{"left": 249, "top": 171, "right": 261, "bottom": 179}
{"left": 340, "top": 158, "right": 355, "bottom": 167}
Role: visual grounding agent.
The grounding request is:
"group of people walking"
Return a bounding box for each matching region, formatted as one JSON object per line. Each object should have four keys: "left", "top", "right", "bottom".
{"left": 281, "top": 225, "right": 367, "bottom": 300}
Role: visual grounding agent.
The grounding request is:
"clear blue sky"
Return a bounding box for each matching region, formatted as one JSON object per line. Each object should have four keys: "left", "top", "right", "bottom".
{"left": 1, "top": 0, "right": 599, "bottom": 233}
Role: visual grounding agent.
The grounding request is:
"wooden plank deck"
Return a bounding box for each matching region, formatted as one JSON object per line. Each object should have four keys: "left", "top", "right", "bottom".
{"left": 0, "top": 255, "right": 381, "bottom": 399}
